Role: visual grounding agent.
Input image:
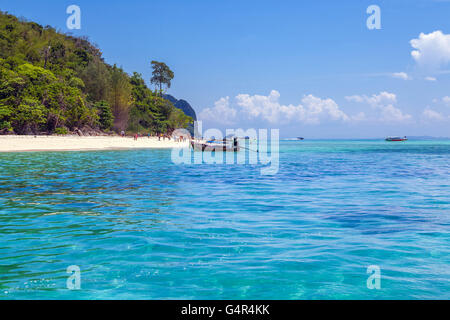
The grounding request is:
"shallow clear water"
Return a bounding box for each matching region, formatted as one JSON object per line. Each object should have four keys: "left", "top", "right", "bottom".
{"left": 0, "top": 140, "right": 449, "bottom": 299}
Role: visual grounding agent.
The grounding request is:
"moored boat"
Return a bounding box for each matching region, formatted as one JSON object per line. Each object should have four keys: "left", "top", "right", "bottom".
{"left": 191, "top": 138, "right": 240, "bottom": 152}
{"left": 386, "top": 136, "right": 408, "bottom": 142}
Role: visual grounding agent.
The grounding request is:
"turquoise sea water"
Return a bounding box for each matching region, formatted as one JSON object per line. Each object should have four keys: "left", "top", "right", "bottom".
{"left": 0, "top": 140, "right": 449, "bottom": 299}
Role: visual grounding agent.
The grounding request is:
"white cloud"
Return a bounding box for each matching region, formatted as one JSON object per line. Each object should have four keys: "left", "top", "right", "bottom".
{"left": 345, "top": 92, "right": 412, "bottom": 122}
{"left": 425, "top": 76, "right": 437, "bottom": 81}
{"left": 200, "top": 90, "right": 352, "bottom": 125}
{"left": 431, "top": 96, "right": 450, "bottom": 107}
{"left": 199, "top": 97, "right": 237, "bottom": 125}
{"left": 346, "top": 91, "right": 397, "bottom": 108}
{"left": 202, "top": 91, "right": 416, "bottom": 126}
{"left": 443, "top": 96, "right": 450, "bottom": 106}
{"left": 301, "top": 94, "right": 350, "bottom": 123}
{"left": 235, "top": 90, "right": 350, "bottom": 124}
{"left": 351, "top": 112, "right": 367, "bottom": 121}
{"left": 410, "top": 31, "right": 450, "bottom": 71}
{"left": 423, "top": 98, "right": 450, "bottom": 122}
{"left": 422, "top": 107, "right": 446, "bottom": 121}
{"left": 381, "top": 105, "right": 412, "bottom": 122}
{"left": 344, "top": 95, "right": 364, "bottom": 103}
{"left": 392, "top": 72, "right": 410, "bottom": 80}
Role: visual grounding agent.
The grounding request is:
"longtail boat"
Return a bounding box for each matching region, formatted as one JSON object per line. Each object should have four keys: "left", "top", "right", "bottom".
{"left": 191, "top": 138, "right": 240, "bottom": 152}
{"left": 385, "top": 136, "right": 408, "bottom": 142}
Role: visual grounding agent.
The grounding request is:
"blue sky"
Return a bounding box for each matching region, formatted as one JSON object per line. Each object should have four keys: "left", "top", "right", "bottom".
{"left": 2, "top": 0, "right": 450, "bottom": 138}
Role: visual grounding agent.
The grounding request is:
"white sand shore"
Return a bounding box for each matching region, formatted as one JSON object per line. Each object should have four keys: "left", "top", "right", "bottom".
{"left": 0, "top": 135, "right": 189, "bottom": 152}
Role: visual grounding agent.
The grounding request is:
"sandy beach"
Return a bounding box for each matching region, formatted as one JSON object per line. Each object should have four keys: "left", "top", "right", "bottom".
{"left": 0, "top": 135, "right": 189, "bottom": 152}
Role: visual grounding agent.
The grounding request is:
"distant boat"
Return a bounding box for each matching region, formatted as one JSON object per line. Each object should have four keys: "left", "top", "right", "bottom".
{"left": 386, "top": 136, "right": 408, "bottom": 142}
{"left": 297, "top": 137, "right": 304, "bottom": 140}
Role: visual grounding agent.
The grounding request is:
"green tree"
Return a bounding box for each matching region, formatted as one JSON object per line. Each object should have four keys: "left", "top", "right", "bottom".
{"left": 79, "top": 56, "right": 111, "bottom": 102}
{"left": 109, "top": 64, "right": 132, "bottom": 131}
{"left": 10, "top": 98, "right": 46, "bottom": 134}
{"left": 169, "top": 107, "right": 193, "bottom": 130}
{"left": 95, "top": 100, "right": 114, "bottom": 130}
{"left": 0, "top": 104, "right": 13, "bottom": 131}
{"left": 150, "top": 61, "right": 174, "bottom": 95}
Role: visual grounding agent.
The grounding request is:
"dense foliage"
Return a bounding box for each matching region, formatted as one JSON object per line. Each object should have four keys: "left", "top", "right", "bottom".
{"left": 128, "top": 72, "right": 192, "bottom": 134}
{"left": 0, "top": 11, "right": 193, "bottom": 135}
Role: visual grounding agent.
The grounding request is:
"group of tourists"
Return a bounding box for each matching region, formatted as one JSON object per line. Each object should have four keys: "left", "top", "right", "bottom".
{"left": 174, "top": 135, "right": 188, "bottom": 143}
{"left": 120, "top": 131, "right": 191, "bottom": 143}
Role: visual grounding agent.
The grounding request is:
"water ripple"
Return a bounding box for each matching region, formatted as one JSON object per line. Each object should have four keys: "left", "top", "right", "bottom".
{"left": 0, "top": 141, "right": 449, "bottom": 299}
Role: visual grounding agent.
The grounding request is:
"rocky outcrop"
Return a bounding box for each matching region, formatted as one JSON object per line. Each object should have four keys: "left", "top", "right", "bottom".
{"left": 163, "top": 94, "right": 197, "bottom": 120}
{"left": 163, "top": 94, "right": 197, "bottom": 136}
